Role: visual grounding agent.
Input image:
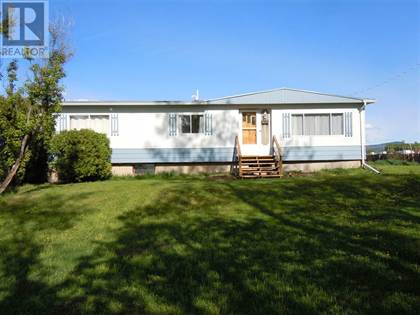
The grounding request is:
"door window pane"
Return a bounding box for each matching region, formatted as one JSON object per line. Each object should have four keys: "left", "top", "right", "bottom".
{"left": 242, "top": 112, "right": 257, "bottom": 128}
{"left": 251, "top": 115, "right": 256, "bottom": 126}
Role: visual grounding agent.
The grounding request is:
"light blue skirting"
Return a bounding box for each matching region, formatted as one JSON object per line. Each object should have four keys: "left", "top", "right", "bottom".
{"left": 111, "top": 146, "right": 361, "bottom": 164}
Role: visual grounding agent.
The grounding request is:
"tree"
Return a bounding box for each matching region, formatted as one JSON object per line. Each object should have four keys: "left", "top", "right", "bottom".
{"left": 0, "top": 24, "right": 71, "bottom": 194}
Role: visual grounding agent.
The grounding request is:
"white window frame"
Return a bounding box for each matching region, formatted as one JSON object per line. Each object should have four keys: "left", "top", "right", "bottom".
{"left": 291, "top": 113, "right": 345, "bottom": 136}
{"left": 178, "top": 113, "right": 205, "bottom": 135}
{"left": 69, "top": 114, "right": 111, "bottom": 135}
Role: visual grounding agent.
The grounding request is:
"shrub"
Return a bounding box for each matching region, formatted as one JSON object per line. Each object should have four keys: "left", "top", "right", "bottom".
{"left": 50, "top": 129, "right": 112, "bottom": 182}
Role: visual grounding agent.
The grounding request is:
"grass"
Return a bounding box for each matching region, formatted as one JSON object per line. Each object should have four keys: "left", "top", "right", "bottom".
{"left": 368, "top": 160, "right": 420, "bottom": 175}
{"left": 0, "top": 165, "right": 419, "bottom": 314}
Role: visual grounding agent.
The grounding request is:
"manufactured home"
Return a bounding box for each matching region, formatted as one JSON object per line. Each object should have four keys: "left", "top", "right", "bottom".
{"left": 57, "top": 88, "right": 375, "bottom": 177}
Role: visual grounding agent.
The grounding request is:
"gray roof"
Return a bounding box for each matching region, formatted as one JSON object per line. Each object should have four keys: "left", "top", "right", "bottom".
{"left": 206, "top": 88, "right": 374, "bottom": 105}
{"left": 62, "top": 88, "right": 375, "bottom": 106}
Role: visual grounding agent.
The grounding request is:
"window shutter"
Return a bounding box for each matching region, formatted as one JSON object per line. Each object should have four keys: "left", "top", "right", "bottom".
{"left": 282, "top": 113, "right": 290, "bottom": 138}
{"left": 168, "top": 113, "right": 177, "bottom": 136}
{"left": 344, "top": 112, "right": 353, "bottom": 137}
{"left": 111, "top": 113, "right": 119, "bottom": 136}
{"left": 205, "top": 112, "right": 212, "bottom": 135}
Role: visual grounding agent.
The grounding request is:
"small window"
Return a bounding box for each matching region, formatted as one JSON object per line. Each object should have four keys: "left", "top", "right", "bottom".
{"left": 180, "top": 114, "right": 204, "bottom": 134}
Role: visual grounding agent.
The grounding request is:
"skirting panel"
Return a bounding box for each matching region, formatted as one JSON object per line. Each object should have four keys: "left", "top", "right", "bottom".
{"left": 112, "top": 147, "right": 235, "bottom": 163}
{"left": 111, "top": 146, "right": 361, "bottom": 163}
{"left": 282, "top": 146, "right": 361, "bottom": 161}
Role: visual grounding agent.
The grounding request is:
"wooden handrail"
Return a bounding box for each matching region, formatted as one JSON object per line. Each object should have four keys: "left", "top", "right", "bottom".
{"left": 235, "top": 135, "right": 242, "bottom": 158}
{"left": 272, "top": 135, "right": 283, "bottom": 176}
{"left": 233, "top": 135, "right": 242, "bottom": 177}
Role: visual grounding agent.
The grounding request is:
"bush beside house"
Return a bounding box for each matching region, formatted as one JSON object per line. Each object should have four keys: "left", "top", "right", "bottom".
{"left": 50, "top": 129, "right": 112, "bottom": 182}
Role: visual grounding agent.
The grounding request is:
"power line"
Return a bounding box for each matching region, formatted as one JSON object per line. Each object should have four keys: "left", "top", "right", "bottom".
{"left": 351, "top": 62, "right": 420, "bottom": 96}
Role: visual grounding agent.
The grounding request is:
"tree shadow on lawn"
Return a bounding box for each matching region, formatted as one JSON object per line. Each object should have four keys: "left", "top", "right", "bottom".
{"left": 0, "top": 190, "right": 98, "bottom": 314}
{"left": 227, "top": 175, "right": 420, "bottom": 310}
{"left": 0, "top": 175, "right": 419, "bottom": 314}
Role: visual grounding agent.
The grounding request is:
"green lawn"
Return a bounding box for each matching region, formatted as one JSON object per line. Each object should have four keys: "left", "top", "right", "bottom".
{"left": 369, "top": 160, "right": 420, "bottom": 175}
{"left": 0, "top": 165, "right": 419, "bottom": 314}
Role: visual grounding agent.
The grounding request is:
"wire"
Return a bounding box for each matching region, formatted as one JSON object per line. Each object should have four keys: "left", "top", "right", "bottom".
{"left": 351, "top": 62, "right": 420, "bottom": 96}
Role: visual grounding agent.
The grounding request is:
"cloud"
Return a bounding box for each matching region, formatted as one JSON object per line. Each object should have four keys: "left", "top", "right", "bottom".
{"left": 365, "top": 122, "right": 384, "bottom": 144}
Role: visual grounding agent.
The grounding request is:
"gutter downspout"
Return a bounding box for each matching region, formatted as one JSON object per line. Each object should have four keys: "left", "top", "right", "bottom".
{"left": 359, "top": 100, "right": 380, "bottom": 174}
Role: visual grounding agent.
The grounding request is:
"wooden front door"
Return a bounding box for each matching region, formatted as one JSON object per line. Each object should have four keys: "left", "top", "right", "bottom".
{"left": 242, "top": 112, "right": 257, "bottom": 144}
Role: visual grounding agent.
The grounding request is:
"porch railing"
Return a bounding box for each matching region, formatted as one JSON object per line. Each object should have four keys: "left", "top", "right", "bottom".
{"left": 272, "top": 135, "right": 283, "bottom": 176}
{"left": 232, "top": 135, "right": 242, "bottom": 177}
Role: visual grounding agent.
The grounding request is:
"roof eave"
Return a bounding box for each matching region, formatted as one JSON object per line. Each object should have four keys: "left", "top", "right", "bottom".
{"left": 62, "top": 101, "right": 200, "bottom": 106}
{"left": 62, "top": 99, "right": 372, "bottom": 106}
{"left": 363, "top": 99, "right": 376, "bottom": 104}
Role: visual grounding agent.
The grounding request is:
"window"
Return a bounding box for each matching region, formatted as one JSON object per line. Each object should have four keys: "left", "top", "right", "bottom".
{"left": 70, "top": 115, "right": 89, "bottom": 130}
{"left": 180, "top": 114, "right": 204, "bottom": 134}
{"left": 331, "top": 113, "right": 344, "bottom": 135}
{"left": 305, "top": 114, "right": 330, "bottom": 135}
{"left": 69, "top": 115, "right": 110, "bottom": 134}
{"left": 291, "top": 114, "right": 303, "bottom": 135}
{"left": 90, "top": 115, "right": 110, "bottom": 134}
{"left": 291, "top": 113, "right": 344, "bottom": 136}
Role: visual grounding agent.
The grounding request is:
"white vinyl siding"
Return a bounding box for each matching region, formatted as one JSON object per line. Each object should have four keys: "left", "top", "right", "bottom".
{"left": 69, "top": 115, "right": 110, "bottom": 134}
{"left": 291, "top": 113, "right": 344, "bottom": 136}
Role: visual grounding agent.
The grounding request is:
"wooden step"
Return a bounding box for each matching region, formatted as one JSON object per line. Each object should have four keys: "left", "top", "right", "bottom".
{"left": 241, "top": 161, "right": 276, "bottom": 165}
{"left": 241, "top": 160, "right": 276, "bottom": 164}
{"left": 241, "top": 157, "right": 275, "bottom": 161}
{"left": 237, "top": 154, "right": 282, "bottom": 179}
{"left": 241, "top": 169, "right": 277, "bottom": 173}
{"left": 242, "top": 166, "right": 277, "bottom": 169}
{"left": 241, "top": 167, "right": 279, "bottom": 171}
{"left": 241, "top": 159, "right": 276, "bottom": 163}
{"left": 242, "top": 155, "right": 275, "bottom": 159}
{"left": 240, "top": 174, "right": 281, "bottom": 179}
{"left": 240, "top": 175, "right": 260, "bottom": 178}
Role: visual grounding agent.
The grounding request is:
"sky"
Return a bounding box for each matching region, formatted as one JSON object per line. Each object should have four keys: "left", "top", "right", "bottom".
{"left": 51, "top": 0, "right": 420, "bottom": 144}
